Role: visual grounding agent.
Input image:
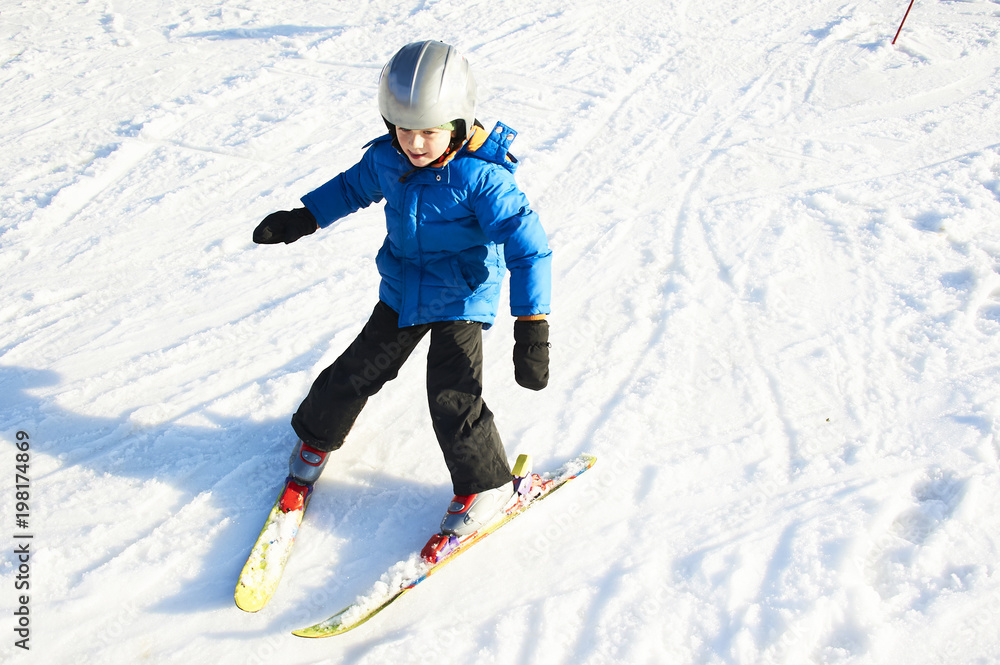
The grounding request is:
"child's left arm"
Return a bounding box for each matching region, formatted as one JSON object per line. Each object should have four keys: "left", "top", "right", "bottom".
{"left": 472, "top": 170, "right": 552, "bottom": 390}
{"left": 471, "top": 172, "right": 552, "bottom": 320}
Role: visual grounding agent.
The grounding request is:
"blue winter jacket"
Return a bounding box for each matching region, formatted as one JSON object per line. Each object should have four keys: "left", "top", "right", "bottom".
{"left": 300, "top": 122, "right": 551, "bottom": 329}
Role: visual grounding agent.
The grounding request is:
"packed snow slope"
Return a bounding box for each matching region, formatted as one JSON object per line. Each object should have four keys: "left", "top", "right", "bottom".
{"left": 3, "top": 0, "right": 1000, "bottom": 663}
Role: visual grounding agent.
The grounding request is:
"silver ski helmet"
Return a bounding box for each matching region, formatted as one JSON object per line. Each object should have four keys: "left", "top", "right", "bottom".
{"left": 378, "top": 41, "right": 476, "bottom": 139}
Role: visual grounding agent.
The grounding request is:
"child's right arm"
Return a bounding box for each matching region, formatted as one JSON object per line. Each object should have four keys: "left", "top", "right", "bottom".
{"left": 252, "top": 142, "right": 385, "bottom": 244}
{"left": 300, "top": 146, "right": 385, "bottom": 229}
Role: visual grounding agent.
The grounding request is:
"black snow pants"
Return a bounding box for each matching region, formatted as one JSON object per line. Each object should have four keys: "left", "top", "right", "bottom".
{"left": 290, "top": 301, "right": 512, "bottom": 495}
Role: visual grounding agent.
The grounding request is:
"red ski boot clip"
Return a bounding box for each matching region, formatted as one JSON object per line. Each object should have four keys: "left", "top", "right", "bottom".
{"left": 421, "top": 533, "right": 461, "bottom": 564}
{"left": 278, "top": 479, "right": 312, "bottom": 513}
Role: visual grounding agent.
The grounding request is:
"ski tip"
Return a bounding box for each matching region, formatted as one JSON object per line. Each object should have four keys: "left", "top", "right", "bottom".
{"left": 292, "top": 625, "right": 336, "bottom": 638}
{"left": 292, "top": 611, "right": 352, "bottom": 638}
{"left": 234, "top": 587, "right": 267, "bottom": 613}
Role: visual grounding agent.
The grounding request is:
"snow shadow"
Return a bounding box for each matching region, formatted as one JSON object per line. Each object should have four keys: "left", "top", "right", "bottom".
{"left": 1, "top": 365, "right": 285, "bottom": 601}
{"left": 1, "top": 364, "right": 457, "bottom": 621}
{"left": 179, "top": 25, "right": 344, "bottom": 41}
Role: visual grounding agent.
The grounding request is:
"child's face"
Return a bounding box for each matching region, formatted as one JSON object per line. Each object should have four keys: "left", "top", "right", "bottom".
{"left": 396, "top": 127, "right": 453, "bottom": 167}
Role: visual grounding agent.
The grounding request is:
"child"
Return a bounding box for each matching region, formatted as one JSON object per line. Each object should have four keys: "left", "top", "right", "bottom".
{"left": 253, "top": 41, "right": 552, "bottom": 539}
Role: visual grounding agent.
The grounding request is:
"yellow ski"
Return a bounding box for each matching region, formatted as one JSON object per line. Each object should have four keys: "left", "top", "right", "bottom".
{"left": 234, "top": 491, "right": 308, "bottom": 612}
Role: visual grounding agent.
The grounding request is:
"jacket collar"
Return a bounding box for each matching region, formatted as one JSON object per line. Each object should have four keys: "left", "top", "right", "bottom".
{"left": 463, "top": 121, "right": 519, "bottom": 173}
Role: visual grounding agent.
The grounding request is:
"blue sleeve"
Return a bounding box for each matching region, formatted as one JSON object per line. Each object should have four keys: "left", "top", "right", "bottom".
{"left": 300, "top": 146, "right": 384, "bottom": 229}
{"left": 472, "top": 169, "right": 552, "bottom": 316}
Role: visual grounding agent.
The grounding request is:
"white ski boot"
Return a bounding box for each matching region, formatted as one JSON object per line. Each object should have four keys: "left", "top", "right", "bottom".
{"left": 439, "top": 484, "right": 516, "bottom": 537}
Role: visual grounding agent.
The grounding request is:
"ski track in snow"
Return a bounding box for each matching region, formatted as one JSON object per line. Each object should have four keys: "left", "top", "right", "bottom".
{"left": 2, "top": 0, "right": 1000, "bottom": 663}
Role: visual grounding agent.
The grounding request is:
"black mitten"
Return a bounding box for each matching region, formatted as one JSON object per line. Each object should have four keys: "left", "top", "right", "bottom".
{"left": 513, "top": 319, "right": 550, "bottom": 390}
{"left": 253, "top": 208, "right": 317, "bottom": 244}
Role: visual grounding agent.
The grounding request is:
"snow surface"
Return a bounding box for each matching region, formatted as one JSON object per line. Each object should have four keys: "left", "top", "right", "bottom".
{"left": 2, "top": 0, "right": 1000, "bottom": 663}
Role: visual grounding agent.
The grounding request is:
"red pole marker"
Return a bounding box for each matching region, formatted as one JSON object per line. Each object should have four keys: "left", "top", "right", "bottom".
{"left": 893, "top": 0, "right": 917, "bottom": 45}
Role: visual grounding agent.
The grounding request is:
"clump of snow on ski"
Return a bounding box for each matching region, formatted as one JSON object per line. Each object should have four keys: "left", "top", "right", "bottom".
{"left": 234, "top": 497, "right": 305, "bottom": 612}
{"left": 293, "top": 553, "right": 431, "bottom": 637}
